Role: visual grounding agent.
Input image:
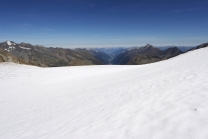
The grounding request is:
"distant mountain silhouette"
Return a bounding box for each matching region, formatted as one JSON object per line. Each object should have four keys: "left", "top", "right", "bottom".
{"left": 89, "top": 50, "right": 111, "bottom": 64}
{"left": 88, "top": 47, "right": 127, "bottom": 63}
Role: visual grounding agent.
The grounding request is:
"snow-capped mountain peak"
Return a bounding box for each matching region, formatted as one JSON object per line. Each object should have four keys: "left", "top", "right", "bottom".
{"left": 7, "top": 41, "right": 12, "bottom": 46}
{"left": 6, "top": 40, "right": 16, "bottom": 46}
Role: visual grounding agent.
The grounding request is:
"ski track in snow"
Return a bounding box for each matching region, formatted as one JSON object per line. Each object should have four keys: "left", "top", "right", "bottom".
{"left": 0, "top": 48, "right": 208, "bottom": 139}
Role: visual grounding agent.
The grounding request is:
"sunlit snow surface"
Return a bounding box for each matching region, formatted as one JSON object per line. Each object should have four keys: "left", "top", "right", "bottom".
{"left": 0, "top": 48, "right": 208, "bottom": 139}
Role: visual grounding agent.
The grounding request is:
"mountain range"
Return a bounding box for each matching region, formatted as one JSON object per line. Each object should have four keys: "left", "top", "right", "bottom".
{"left": 111, "top": 44, "right": 183, "bottom": 65}
{"left": 0, "top": 40, "right": 207, "bottom": 66}
{"left": 0, "top": 41, "right": 104, "bottom": 67}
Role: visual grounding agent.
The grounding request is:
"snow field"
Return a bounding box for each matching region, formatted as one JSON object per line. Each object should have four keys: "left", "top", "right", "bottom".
{"left": 0, "top": 48, "right": 208, "bottom": 139}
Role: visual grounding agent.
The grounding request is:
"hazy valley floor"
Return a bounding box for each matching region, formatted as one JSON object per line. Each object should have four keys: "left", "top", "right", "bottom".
{"left": 0, "top": 48, "right": 208, "bottom": 139}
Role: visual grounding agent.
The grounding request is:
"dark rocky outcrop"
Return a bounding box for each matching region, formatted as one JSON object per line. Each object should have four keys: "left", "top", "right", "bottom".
{"left": 187, "top": 43, "right": 208, "bottom": 52}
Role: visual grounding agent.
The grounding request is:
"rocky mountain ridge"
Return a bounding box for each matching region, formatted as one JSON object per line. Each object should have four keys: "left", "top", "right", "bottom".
{"left": 0, "top": 41, "right": 104, "bottom": 67}
{"left": 0, "top": 41, "right": 207, "bottom": 66}
{"left": 0, "top": 48, "right": 36, "bottom": 65}
{"left": 111, "top": 44, "right": 183, "bottom": 65}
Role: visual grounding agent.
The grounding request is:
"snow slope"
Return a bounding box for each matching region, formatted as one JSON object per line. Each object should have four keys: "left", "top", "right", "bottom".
{"left": 0, "top": 48, "right": 208, "bottom": 139}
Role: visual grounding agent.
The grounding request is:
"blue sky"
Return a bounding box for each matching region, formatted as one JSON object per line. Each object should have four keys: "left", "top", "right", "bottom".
{"left": 0, "top": 0, "right": 208, "bottom": 48}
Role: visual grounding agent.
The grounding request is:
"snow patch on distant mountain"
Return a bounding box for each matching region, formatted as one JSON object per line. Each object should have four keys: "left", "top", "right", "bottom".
{"left": 4, "top": 46, "right": 16, "bottom": 51}
{"left": 9, "top": 46, "right": 15, "bottom": 49}
{"left": 4, "top": 49, "right": 9, "bottom": 51}
{"left": 19, "top": 46, "right": 31, "bottom": 50}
